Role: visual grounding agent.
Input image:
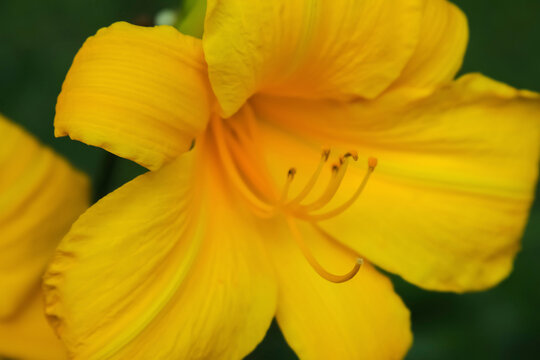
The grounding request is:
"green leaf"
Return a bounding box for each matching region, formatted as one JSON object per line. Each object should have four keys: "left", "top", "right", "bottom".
{"left": 176, "top": 0, "right": 206, "bottom": 38}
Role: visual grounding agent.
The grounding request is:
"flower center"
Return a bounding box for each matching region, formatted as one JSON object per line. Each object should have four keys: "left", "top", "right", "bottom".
{"left": 210, "top": 115, "right": 377, "bottom": 283}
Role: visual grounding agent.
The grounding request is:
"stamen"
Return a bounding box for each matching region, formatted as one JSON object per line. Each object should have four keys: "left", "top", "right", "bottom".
{"left": 307, "top": 157, "right": 377, "bottom": 221}
{"left": 288, "top": 168, "right": 297, "bottom": 177}
{"left": 279, "top": 168, "right": 296, "bottom": 204}
{"left": 287, "top": 149, "right": 330, "bottom": 206}
{"left": 368, "top": 156, "right": 378, "bottom": 170}
{"left": 287, "top": 218, "right": 362, "bottom": 283}
{"left": 322, "top": 148, "right": 331, "bottom": 161}
{"left": 344, "top": 150, "right": 358, "bottom": 161}
{"left": 297, "top": 156, "right": 350, "bottom": 212}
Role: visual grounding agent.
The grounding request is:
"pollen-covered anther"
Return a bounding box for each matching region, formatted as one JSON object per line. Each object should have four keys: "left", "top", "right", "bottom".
{"left": 279, "top": 168, "right": 297, "bottom": 204}
{"left": 344, "top": 151, "right": 359, "bottom": 161}
{"left": 368, "top": 156, "right": 378, "bottom": 170}
{"left": 322, "top": 148, "right": 331, "bottom": 161}
{"left": 288, "top": 167, "right": 297, "bottom": 179}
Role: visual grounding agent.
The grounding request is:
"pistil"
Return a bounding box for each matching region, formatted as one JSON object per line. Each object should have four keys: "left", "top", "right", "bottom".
{"left": 287, "top": 217, "right": 363, "bottom": 283}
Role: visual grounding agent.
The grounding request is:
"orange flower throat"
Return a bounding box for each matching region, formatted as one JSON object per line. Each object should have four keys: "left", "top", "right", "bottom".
{"left": 210, "top": 115, "right": 377, "bottom": 283}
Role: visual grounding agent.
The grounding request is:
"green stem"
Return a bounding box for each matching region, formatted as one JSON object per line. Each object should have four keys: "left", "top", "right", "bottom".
{"left": 176, "top": 0, "right": 206, "bottom": 38}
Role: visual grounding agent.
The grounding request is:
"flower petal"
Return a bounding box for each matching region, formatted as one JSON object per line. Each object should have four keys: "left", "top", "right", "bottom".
{"left": 390, "top": 0, "right": 468, "bottom": 91}
{"left": 266, "top": 220, "right": 411, "bottom": 360}
{"left": 0, "top": 288, "right": 67, "bottom": 360}
{"left": 204, "top": 0, "right": 424, "bottom": 116}
{"left": 252, "top": 73, "right": 540, "bottom": 292}
{"left": 55, "top": 22, "right": 212, "bottom": 171}
{"left": 0, "top": 115, "right": 89, "bottom": 318}
{"left": 43, "top": 147, "right": 277, "bottom": 359}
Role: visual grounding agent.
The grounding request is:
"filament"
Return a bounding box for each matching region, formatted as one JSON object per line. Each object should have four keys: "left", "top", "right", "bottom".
{"left": 287, "top": 149, "right": 330, "bottom": 206}
{"left": 296, "top": 155, "right": 351, "bottom": 212}
{"left": 304, "top": 157, "right": 377, "bottom": 221}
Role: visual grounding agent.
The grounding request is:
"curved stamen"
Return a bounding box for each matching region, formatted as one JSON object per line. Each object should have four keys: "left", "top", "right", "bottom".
{"left": 279, "top": 168, "right": 296, "bottom": 204}
{"left": 296, "top": 155, "right": 351, "bottom": 213}
{"left": 306, "top": 157, "right": 377, "bottom": 221}
{"left": 286, "top": 217, "right": 363, "bottom": 283}
{"left": 287, "top": 148, "right": 331, "bottom": 206}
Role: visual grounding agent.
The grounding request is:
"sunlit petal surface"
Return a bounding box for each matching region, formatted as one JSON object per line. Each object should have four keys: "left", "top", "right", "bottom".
{"left": 253, "top": 74, "right": 540, "bottom": 292}
{"left": 44, "top": 146, "right": 277, "bottom": 359}
{"left": 55, "top": 22, "right": 212, "bottom": 171}
{"left": 204, "top": 0, "right": 425, "bottom": 116}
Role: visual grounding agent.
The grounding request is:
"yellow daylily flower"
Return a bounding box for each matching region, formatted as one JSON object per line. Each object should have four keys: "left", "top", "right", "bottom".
{"left": 0, "top": 114, "right": 89, "bottom": 359}
{"left": 43, "top": 1, "right": 540, "bottom": 359}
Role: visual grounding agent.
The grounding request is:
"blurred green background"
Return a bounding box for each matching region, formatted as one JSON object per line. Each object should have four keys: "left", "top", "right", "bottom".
{"left": 1, "top": 1, "right": 539, "bottom": 359}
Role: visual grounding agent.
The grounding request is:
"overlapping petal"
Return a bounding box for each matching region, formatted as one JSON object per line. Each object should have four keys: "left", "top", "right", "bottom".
{"left": 266, "top": 220, "right": 412, "bottom": 360}
{"left": 204, "top": 0, "right": 425, "bottom": 116}
{"left": 252, "top": 73, "right": 540, "bottom": 292}
{"left": 0, "top": 115, "right": 89, "bottom": 318}
{"left": 44, "top": 146, "right": 277, "bottom": 359}
{"left": 55, "top": 22, "right": 212, "bottom": 170}
{"left": 390, "top": 0, "right": 468, "bottom": 91}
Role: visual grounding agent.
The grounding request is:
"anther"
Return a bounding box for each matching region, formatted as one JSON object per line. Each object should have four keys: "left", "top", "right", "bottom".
{"left": 280, "top": 168, "right": 297, "bottom": 204}
{"left": 344, "top": 151, "right": 358, "bottom": 161}
{"left": 368, "top": 157, "right": 378, "bottom": 170}
{"left": 322, "top": 148, "right": 331, "bottom": 161}
{"left": 288, "top": 168, "right": 297, "bottom": 178}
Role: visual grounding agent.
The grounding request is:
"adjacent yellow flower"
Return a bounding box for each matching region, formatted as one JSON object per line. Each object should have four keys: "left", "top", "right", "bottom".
{"left": 0, "top": 114, "right": 89, "bottom": 360}
{"left": 44, "top": 1, "right": 540, "bottom": 359}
